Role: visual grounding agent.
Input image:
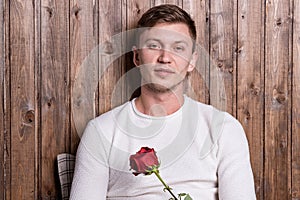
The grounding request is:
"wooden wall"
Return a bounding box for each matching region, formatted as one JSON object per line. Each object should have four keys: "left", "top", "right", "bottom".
{"left": 0, "top": 0, "right": 299, "bottom": 199}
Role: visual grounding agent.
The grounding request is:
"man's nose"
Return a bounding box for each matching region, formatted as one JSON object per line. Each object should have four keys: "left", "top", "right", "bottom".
{"left": 158, "top": 49, "right": 172, "bottom": 63}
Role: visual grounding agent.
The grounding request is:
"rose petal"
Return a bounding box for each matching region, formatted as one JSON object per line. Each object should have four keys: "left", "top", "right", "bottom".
{"left": 129, "top": 147, "right": 159, "bottom": 175}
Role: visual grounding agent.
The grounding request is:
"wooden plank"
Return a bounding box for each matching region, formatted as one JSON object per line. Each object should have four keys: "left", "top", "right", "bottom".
{"left": 264, "top": 0, "right": 292, "bottom": 199}
{"left": 126, "top": 0, "right": 151, "bottom": 29}
{"left": 122, "top": 0, "right": 152, "bottom": 102}
{"left": 123, "top": 0, "right": 152, "bottom": 102}
{"left": 3, "top": 0, "right": 10, "bottom": 199}
{"left": 70, "top": 0, "right": 98, "bottom": 153}
{"left": 236, "top": 0, "right": 265, "bottom": 199}
{"left": 183, "top": 0, "right": 210, "bottom": 55}
{"left": 34, "top": 0, "right": 41, "bottom": 199}
{"left": 97, "top": 0, "right": 149, "bottom": 114}
{"left": 210, "top": 0, "right": 235, "bottom": 115}
{"left": 0, "top": 0, "right": 5, "bottom": 198}
{"left": 40, "top": 0, "right": 70, "bottom": 198}
{"left": 9, "top": 0, "right": 36, "bottom": 199}
{"left": 183, "top": 0, "right": 210, "bottom": 104}
{"left": 97, "top": 0, "right": 124, "bottom": 115}
{"left": 122, "top": 0, "right": 131, "bottom": 101}
{"left": 292, "top": 0, "right": 300, "bottom": 198}
{"left": 231, "top": 0, "right": 238, "bottom": 118}
{"left": 154, "top": 0, "right": 182, "bottom": 6}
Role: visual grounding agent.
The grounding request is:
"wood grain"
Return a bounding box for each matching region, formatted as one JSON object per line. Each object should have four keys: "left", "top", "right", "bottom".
{"left": 70, "top": 0, "right": 98, "bottom": 153}
{"left": 10, "top": 0, "right": 36, "bottom": 199}
{"left": 210, "top": 0, "right": 235, "bottom": 115}
{"left": 34, "top": 0, "right": 41, "bottom": 198}
{"left": 236, "top": 0, "right": 265, "bottom": 199}
{"left": 264, "top": 0, "right": 292, "bottom": 199}
{"left": 123, "top": 0, "right": 152, "bottom": 102}
{"left": 154, "top": 0, "right": 182, "bottom": 6}
{"left": 183, "top": 0, "right": 210, "bottom": 104}
{"left": 0, "top": 0, "right": 5, "bottom": 198}
{"left": 97, "top": 0, "right": 123, "bottom": 115}
{"left": 3, "top": 0, "right": 10, "bottom": 199}
{"left": 292, "top": 0, "right": 300, "bottom": 198}
{"left": 0, "top": 0, "right": 300, "bottom": 199}
{"left": 40, "top": 0, "right": 70, "bottom": 198}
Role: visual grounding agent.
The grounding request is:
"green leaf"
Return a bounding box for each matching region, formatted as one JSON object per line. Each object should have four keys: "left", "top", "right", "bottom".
{"left": 178, "top": 193, "right": 187, "bottom": 196}
{"left": 184, "top": 194, "right": 193, "bottom": 200}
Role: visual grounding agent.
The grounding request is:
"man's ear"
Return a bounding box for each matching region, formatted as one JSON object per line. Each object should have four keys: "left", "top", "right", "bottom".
{"left": 187, "top": 51, "right": 198, "bottom": 72}
{"left": 132, "top": 46, "right": 140, "bottom": 67}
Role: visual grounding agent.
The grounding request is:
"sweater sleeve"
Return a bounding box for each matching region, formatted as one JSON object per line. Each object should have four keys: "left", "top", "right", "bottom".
{"left": 70, "top": 120, "right": 109, "bottom": 200}
{"left": 216, "top": 113, "right": 257, "bottom": 200}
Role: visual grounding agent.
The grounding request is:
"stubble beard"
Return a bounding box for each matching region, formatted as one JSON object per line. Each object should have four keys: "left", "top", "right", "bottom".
{"left": 142, "top": 77, "right": 186, "bottom": 94}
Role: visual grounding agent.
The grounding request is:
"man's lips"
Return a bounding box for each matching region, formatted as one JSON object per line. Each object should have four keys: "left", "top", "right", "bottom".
{"left": 153, "top": 67, "right": 175, "bottom": 73}
{"left": 153, "top": 68, "right": 175, "bottom": 77}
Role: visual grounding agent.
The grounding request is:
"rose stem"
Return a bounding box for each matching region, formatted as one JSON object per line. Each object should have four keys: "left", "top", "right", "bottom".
{"left": 153, "top": 171, "right": 178, "bottom": 200}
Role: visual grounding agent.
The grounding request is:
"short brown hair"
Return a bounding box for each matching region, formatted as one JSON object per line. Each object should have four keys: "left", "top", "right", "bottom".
{"left": 136, "top": 4, "right": 197, "bottom": 48}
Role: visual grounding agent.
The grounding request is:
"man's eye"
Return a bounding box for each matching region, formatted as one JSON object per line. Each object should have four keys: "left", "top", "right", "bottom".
{"left": 147, "top": 44, "right": 160, "bottom": 49}
{"left": 174, "top": 46, "right": 185, "bottom": 52}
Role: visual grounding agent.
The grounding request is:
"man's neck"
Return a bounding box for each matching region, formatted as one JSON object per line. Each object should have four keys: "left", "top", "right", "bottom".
{"left": 135, "top": 86, "right": 185, "bottom": 117}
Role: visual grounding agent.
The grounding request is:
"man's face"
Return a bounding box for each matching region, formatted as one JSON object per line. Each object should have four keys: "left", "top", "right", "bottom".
{"left": 133, "top": 23, "right": 197, "bottom": 93}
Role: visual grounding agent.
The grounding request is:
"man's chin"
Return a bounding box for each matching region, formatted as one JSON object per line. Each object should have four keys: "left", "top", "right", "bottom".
{"left": 144, "top": 82, "right": 183, "bottom": 93}
{"left": 145, "top": 83, "right": 171, "bottom": 93}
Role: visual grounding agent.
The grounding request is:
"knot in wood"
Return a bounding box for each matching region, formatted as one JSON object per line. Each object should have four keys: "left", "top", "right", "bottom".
{"left": 217, "top": 62, "right": 223, "bottom": 68}
{"left": 47, "top": 97, "right": 55, "bottom": 107}
{"left": 235, "top": 46, "right": 243, "bottom": 54}
{"left": 136, "top": 8, "right": 141, "bottom": 14}
{"left": 249, "top": 83, "right": 260, "bottom": 96}
{"left": 103, "top": 41, "right": 114, "bottom": 54}
{"left": 135, "top": 3, "right": 141, "bottom": 14}
{"left": 45, "top": 6, "right": 54, "bottom": 18}
{"left": 24, "top": 110, "right": 35, "bottom": 124}
{"left": 276, "top": 18, "right": 282, "bottom": 26}
{"left": 227, "top": 67, "right": 234, "bottom": 74}
{"left": 243, "top": 109, "right": 251, "bottom": 120}
{"left": 272, "top": 88, "right": 286, "bottom": 104}
{"left": 72, "top": 4, "right": 81, "bottom": 19}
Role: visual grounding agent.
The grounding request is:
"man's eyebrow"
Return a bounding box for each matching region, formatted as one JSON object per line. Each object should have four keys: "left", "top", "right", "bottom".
{"left": 174, "top": 41, "right": 189, "bottom": 45}
{"left": 144, "top": 38, "right": 161, "bottom": 43}
{"left": 144, "top": 38, "right": 189, "bottom": 45}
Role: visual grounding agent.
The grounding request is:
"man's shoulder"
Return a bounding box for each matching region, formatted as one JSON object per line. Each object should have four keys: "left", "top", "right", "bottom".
{"left": 186, "top": 96, "right": 238, "bottom": 122}
{"left": 185, "top": 96, "right": 220, "bottom": 119}
{"left": 187, "top": 97, "right": 248, "bottom": 159}
{"left": 91, "top": 101, "right": 132, "bottom": 125}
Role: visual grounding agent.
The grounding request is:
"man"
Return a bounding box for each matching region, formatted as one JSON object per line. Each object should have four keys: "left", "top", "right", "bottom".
{"left": 70, "top": 4, "right": 256, "bottom": 199}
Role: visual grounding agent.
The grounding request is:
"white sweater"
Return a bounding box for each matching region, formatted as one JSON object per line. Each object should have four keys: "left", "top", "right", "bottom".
{"left": 70, "top": 96, "right": 257, "bottom": 200}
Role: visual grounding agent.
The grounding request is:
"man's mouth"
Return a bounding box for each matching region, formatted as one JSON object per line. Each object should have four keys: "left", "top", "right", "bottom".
{"left": 153, "top": 66, "right": 175, "bottom": 77}
{"left": 153, "top": 68, "right": 175, "bottom": 78}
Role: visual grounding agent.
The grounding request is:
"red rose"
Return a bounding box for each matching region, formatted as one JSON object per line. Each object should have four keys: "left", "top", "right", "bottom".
{"left": 129, "top": 147, "right": 160, "bottom": 176}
